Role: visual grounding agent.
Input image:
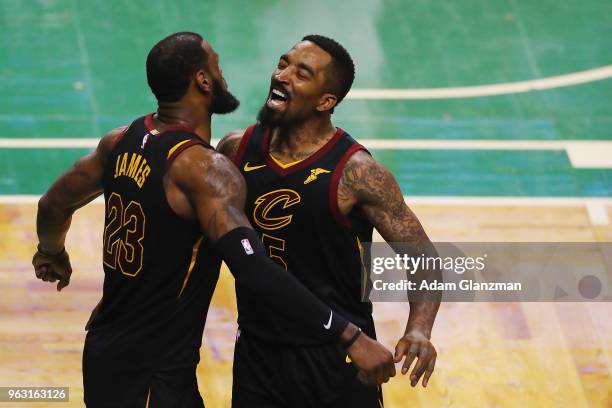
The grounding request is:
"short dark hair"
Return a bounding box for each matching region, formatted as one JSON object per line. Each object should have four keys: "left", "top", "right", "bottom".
{"left": 302, "top": 34, "right": 355, "bottom": 108}
{"left": 146, "top": 32, "right": 209, "bottom": 102}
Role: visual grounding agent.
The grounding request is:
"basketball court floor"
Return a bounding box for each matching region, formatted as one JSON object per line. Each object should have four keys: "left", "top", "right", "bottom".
{"left": 1, "top": 0, "right": 611, "bottom": 406}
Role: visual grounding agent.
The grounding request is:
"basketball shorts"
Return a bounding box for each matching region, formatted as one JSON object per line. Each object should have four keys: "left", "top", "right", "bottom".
{"left": 232, "top": 329, "right": 383, "bottom": 408}
{"left": 83, "top": 330, "right": 205, "bottom": 407}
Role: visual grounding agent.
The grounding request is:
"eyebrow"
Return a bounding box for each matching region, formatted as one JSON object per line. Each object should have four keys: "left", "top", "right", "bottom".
{"left": 297, "top": 62, "right": 315, "bottom": 77}
{"left": 280, "top": 54, "right": 316, "bottom": 77}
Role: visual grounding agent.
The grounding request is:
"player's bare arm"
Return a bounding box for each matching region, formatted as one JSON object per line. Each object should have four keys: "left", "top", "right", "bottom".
{"left": 33, "top": 126, "right": 127, "bottom": 291}
{"left": 168, "top": 146, "right": 396, "bottom": 385}
{"left": 215, "top": 129, "right": 244, "bottom": 161}
{"left": 165, "top": 145, "right": 250, "bottom": 239}
{"left": 337, "top": 150, "right": 441, "bottom": 387}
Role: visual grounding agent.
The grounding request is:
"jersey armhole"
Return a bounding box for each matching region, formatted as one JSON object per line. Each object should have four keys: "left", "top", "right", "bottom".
{"left": 166, "top": 139, "right": 209, "bottom": 170}
{"left": 328, "top": 144, "right": 368, "bottom": 230}
{"left": 233, "top": 125, "right": 257, "bottom": 166}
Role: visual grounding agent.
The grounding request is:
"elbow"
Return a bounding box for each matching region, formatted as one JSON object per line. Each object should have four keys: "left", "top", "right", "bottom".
{"left": 38, "top": 192, "right": 64, "bottom": 215}
{"left": 38, "top": 194, "right": 52, "bottom": 212}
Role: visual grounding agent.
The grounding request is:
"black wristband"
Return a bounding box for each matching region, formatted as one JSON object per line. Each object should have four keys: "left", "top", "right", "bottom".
{"left": 37, "top": 244, "right": 65, "bottom": 257}
{"left": 343, "top": 327, "right": 362, "bottom": 349}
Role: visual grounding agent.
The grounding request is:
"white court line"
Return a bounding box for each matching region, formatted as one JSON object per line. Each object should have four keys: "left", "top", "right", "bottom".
{"left": 586, "top": 202, "right": 610, "bottom": 226}
{"left": 404, "top": 196, "right": 612, "bottom": 206}
{"left": 360, "top": 139, "right": 568, "bottom": 149}
{"left": 2, "top": 195, "right": 609, "bottom": 225}
{"left": 0, "top": 139, "right": 101, "bottom": 148}
{"left": 1, "top": 138, "right": 606, "bottom": 150}
{"left": 357, "top": 140, "right": 612, "bottom": 168}
{"left": 2, "top": 138, "right": 610, "bottom": 168}
{"left": 347, "top": 65, "right": 612, "bottom": 99}
{"left": 406, "top": 196, "right": 610, "bottom": 226}
{"left": 0, "top": 195, "right": 104, "bottom": 204}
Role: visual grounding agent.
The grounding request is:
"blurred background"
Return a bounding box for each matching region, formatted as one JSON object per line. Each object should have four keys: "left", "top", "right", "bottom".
{"left": 1, "top": 0, "right": 611, "bottom": 406}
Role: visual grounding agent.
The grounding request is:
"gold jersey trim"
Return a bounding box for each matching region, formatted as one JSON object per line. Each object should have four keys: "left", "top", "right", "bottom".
{"left": 167, "top": 139, "right": 192, "bottom": 159}
{"left": 269, "top": 154, "right": 304, "bottom": 169}
{"left": 178, "top": 236, "right": 204, "bottom": 298}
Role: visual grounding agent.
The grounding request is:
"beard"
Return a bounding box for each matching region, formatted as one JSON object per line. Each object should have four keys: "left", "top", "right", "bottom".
{"left": 257, "top": 102, "right": 314, "bottom": 130}
{"left": 210, "top": 79, "right": 240, "bottom": 114}
{"left": 256, "top": 103, "right": 286, "bottom": 128}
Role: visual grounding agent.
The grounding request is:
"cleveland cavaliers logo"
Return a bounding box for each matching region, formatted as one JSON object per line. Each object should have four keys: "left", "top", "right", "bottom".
{"left": 253, "top": 189, "right": 301, "bottom": 230}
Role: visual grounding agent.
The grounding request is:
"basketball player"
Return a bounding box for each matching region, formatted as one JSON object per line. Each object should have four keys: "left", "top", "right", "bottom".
{"left": 218, "top": 35, "right": 441, "bottom": 407}
{"left": 32, "top": 32, "right": 395, "bottom": 407}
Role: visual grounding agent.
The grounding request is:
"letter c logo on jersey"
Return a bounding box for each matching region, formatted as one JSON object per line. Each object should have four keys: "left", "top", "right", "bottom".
{"left": 253, "top": 189, "right": 301, "bottom": 231}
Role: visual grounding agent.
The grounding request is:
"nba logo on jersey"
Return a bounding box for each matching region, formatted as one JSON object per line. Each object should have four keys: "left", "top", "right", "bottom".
{"left": 241, "top": 239, "right": 254, "bottom": 255}
{"left": 141, "top": 133, "right": 149, "bottom": 149}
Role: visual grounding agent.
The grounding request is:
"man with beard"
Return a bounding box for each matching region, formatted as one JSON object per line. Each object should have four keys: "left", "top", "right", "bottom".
{"left": 218, "top": 35, "right": 441, "bottom": 407}
{"left": 32, "top": 32, "right": 394, "bottom": 407}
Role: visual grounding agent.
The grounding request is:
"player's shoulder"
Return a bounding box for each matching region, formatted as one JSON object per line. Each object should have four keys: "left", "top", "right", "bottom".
{"left": 170, "top": 141, "right": 225, "bottom": 172}
{"left": 95, "top": 125, "right": 129, "bottom": 163}
{"left": 216, "top": 128, "right": 247, "bottom": 160}
{"left": 168, "top": 141, "right": 244, "bottom": 193}
{"left": 99, "top": 125, "right": 129, "bottom": 149}
{"left": 343, "top": 148, "right": 382, "bottom": 175}
{"left": 106, "top": 125, "right": 129, "bottom": 138}
{"left": 341, "top": 147, "right": 396, "bottom": 197}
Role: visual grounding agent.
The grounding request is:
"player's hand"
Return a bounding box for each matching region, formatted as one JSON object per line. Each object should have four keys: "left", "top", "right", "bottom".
{"left": 394, "top": 329, "right": 437, "bottom": 387}
{"left": 348, "top": 332, "right": 396, "bottom": 385}
{"left": 32, "top": 247, "right": 72, "bottom": 292}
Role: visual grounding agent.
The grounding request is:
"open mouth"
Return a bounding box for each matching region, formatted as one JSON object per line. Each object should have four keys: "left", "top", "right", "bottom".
{"left": 266, "top": 87, "right": 289, "bottom": 111}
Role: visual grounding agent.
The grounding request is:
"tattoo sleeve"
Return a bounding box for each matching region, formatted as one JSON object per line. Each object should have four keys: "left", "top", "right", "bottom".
{"left": 340, "top": 153, "right": 441, "bottom": 338}
{"left": 180, "top": 151, "right": 251, "bottom": 242}
{"left": 215, "top": 130, "right": 243, "bottom": 162}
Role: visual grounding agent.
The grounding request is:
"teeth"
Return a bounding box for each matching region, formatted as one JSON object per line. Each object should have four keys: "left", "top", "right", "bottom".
{"left": 272, "top": 89, "right": 286, "bottom": 98}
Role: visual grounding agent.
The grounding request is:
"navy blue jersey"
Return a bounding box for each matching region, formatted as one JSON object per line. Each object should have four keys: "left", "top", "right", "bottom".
{"left": 89, "top": 114, "right": 221, "bottom": 369}
{"left": 234, "top": 124, "right": 375, "bottom": 345}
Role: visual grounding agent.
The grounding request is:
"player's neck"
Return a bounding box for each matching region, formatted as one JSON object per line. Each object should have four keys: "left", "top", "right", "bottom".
{"left": 155, "top": 103, "right": 212, "bottom": 144}
{"left": 272, "top": 117, "right": 336, "bottom": 157}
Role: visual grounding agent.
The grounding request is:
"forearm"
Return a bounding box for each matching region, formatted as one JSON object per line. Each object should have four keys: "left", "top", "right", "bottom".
{"left": 387, "top": 241, "right": 442, "bottom": 339}
{"left": 405, "top": 301, "right": 439, "bottom": 338}
{"left": 404, "top": 242, "right": 442, "bottom": 338}
{"left": 216, "top": 226, "right": 351, "bottom": 342}
{"left": 36, "top": 196, "right": 73, "bottom": 253}
{"left": 35, "top": 140, "right": 109, "bottom": 252}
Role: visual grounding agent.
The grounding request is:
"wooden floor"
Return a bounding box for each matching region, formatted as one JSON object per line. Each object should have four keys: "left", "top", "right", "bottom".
{"left": 1, "top": 202, "right": 611, "bottom": 407}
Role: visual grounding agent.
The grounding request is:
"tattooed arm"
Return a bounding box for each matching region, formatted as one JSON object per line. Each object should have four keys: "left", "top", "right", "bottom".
{"left": 34, "top": 126, "right": 126, "bottom": 290}
{"left": 168, "top": 147, "right": 250, "bottom": 241}
{"left": 338, "top": 150, "right": 441, "bottom": 387}
{"left": 215, "top": 129, "right": 244, "bottom": 161}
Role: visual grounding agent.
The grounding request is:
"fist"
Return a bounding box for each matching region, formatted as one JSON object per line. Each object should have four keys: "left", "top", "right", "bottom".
{"left": 32, "top": 247, "right": 72, "bottom": 291}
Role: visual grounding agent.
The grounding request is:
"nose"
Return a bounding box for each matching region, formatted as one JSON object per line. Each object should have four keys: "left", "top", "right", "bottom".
{"left": 273, "top": 66, "right": 290, "bottom": 84}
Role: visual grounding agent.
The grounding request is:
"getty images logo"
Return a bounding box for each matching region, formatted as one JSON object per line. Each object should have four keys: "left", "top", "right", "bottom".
{"left": 241, "top": 239, "right": 254, "bottom": 255}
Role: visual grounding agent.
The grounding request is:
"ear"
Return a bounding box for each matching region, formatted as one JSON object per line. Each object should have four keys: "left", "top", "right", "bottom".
{"left": 195, "top": 69, "right": 212, "bottom": 94}
{"left": 316, "top": 93, "right": 338, "bottom": 113}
